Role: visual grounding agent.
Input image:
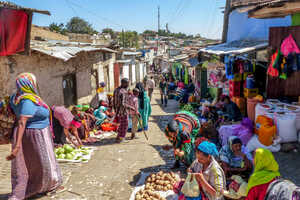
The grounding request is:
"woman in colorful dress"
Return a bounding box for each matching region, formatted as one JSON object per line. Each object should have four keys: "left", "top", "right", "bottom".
{"left": 164, "top": 110, "right": 200, "bottom": 168}
{"left": 135, "top": 83, "right": 152, "bottom": 130}
{"left": 7, "top": 73, "right": 62, "bottom": 200}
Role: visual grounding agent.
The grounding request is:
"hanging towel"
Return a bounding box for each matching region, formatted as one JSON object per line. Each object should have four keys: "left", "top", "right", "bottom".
{"left": 0, "top": 8, "right": 28, "bottom": 56}
{"left": 184, "top": 66, "right": 189, "bottom": 85}
{"left": 281, "top": 34, "right": 300, "bottom": 57}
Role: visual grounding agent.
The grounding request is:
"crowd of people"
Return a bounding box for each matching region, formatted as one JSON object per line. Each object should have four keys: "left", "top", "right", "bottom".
{"left": 163, "top": 99, "right": 300, "bottom": 200}
{"left": 2, "top": 72, "right": 300, "bottom": 200}
{"left": 2, "top": 73, "right": 155, "bottom": 200}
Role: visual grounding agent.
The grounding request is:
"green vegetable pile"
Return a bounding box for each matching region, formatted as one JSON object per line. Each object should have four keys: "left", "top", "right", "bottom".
{"left": 55, "top": 144, "right": 91, "bottom": 161}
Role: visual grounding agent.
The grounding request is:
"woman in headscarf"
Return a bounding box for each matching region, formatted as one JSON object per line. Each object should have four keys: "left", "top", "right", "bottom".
{"left": 135, "top": 82, "right": 152, "bottom": 130}
{"left": 220, "top": 136, "right": 253, "bottom": 180}
{"left": 7, "top": 73, "right": 62, "bottom": 200}
{"left": 184, "top": 141, "right": 226, "bottom": 200}
{"left": 164, "top": 110, "right": 200, "bottom": 168}
{"left": 246, "top": 148, "right": 300, "bottom": 200}
{"left": 192, "top": 141, "right": 225, "bottom": 200}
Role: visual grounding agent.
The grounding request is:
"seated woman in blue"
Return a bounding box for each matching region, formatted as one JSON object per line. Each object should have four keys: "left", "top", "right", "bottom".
{"left": 7, "top": 73, "right": 62, "bottom": 200}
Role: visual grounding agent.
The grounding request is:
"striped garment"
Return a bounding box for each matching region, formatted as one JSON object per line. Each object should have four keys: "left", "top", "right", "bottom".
{"left": 189, "top": 157, "right": 226, "bottom": 200}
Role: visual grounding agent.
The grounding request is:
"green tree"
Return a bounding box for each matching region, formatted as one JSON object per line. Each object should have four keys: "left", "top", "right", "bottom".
{"left": 49, "top": 23, "right": 67, "bottom": 35}
{"left": 66, "top": 17, "right": 98, "bottom": 34}
{"left": 118, "top": 31, "right": 139, "bottom": 48}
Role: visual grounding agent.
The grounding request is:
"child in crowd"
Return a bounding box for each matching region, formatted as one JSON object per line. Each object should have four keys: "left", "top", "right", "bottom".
{"left": 128, "top": 88, "right": 140, "bottom": 140}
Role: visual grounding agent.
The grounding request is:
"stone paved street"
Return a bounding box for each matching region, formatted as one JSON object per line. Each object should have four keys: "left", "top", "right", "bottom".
{"left": 0, "top": 90, "right": 300, "bottom": 200}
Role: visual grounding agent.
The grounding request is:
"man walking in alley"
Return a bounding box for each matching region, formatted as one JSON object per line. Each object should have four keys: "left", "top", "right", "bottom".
{"left": 159, "top": 77, "right": 168, "bottom": 107}
{"left": 147, "top": 76, "right": 155, "bottom": 102}
{"left": 113, "top": 78, "right": 130, "bottom": 143}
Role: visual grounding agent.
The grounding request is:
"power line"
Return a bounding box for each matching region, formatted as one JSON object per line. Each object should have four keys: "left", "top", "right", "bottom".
{"left": 64, "top": 0, "right": 132, "bottom": 31}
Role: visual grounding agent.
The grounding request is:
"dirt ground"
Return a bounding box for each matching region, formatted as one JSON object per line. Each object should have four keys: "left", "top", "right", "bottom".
{"left": 1, "top": 89, "right": 300, "bottom": 200}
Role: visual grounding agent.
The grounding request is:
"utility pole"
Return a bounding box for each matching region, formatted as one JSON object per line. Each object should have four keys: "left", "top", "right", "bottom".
{"left": 222, "top": 0, "right": 231, "bottom": 43}
{"left": 122, "top": 29, "right": 125, "bottom": 48}
{"left": 158, "top": 6, "right": 160, "bottom": 34}
{"left": 166, "top": 23, "right": 169, "bottom": 33}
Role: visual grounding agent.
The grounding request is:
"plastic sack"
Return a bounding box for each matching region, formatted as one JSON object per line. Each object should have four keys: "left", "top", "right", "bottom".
{"left": 277, "top": 113, "right": 297, "bottom": 143}
{"left": 181, "top": 173, "right": 200, "bottom": 198}
{"left": 246, "top": 135, "right": 281, "bottom": 152}
{"left": 223, "top": 175, "right": 247, "bottom": 200}
{"left": 219, "top": 124, "right": 252, "bottom": 146}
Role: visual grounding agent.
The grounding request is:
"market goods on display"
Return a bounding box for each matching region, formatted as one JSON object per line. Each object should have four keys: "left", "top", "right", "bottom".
{"left": 181, "top": 104, "right": 194, "bottom": 112}
{"left": 135, "top": 171, "right": 179, "bottom": 200}
{"left": 55, "top": 144, "right": 92, "bottom": 162}
{"left": 135, "top": 189, "right": 166, "bottom": 200}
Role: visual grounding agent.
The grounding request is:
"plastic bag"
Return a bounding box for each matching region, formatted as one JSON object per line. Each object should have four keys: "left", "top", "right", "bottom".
{"left": 181, "top": 173, "right": 200, "bottom": 198}
{"left": 246, "top": 135, "right": 281, "bottom": 152}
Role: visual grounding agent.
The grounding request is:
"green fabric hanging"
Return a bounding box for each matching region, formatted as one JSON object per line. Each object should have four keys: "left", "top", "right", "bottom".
{"left": 292, "top": 13, "right": 300, "bottom": 26}
{"left": 184, "top": 66, "right": 189, "bottom": 85}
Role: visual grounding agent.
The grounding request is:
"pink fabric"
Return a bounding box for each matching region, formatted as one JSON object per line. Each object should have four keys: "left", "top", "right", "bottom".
{"left": 178, "top": 82, "right": 185, "bottom": 89}
{"left": 128, "top": 95, "right": 139, "bottom": 115}
{"left": 281, "top": 34, "right": 300, "bottom": 57}
{"left": 52, "top": 106, "right": 74, "bottom": 128}
{"left": 71, "top": 120, "right": 81, "bottom": 128}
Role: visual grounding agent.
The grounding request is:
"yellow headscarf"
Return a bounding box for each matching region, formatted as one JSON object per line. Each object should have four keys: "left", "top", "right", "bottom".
{"left": 247, "top": 148, "right": 280, "bottom": 193}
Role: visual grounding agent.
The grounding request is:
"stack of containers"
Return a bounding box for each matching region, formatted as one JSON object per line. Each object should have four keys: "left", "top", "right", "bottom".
{"left": 244, "top": 75, "right": 258, "bottom": 98}
{"left": 229, "top": 73, "right": 242, "bottom": 98}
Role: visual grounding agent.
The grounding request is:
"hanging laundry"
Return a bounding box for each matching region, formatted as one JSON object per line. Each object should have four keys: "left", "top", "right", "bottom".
{"left": 267, "top": 50, "right": 280, "bottom": 77}
{"left": 184, "top": 66, "right": 189, "bottom": 85}
{"left": 225, "top": 56, "right": 234, "bottom": 80}
{"left": 281, "top": 34, "right": 300, "bottom": 57}
{"left": 0, "top": 8, "right": 29, "bottom": 56}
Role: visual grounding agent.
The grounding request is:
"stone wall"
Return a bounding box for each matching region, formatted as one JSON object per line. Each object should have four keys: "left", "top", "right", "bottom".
{"left": 0, "top": 51, "right": 106, "bottom": 106}
{"left": 31, "top": 25, "right": 69, "bottom": 41}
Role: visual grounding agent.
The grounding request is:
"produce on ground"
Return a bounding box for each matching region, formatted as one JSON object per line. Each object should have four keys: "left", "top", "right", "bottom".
{"left": 55, "top": 145, "right": 91, "bottom": 161}
{"left": 135, "top": 189, "right": 166, "bottom": 200}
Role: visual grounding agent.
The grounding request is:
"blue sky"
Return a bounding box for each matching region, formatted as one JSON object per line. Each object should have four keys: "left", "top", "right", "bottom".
{"left": 9, "top": 0, "right": 226, "bottom": 39}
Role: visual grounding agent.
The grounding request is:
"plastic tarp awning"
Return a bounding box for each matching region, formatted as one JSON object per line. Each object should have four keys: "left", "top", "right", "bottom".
{"left": 227, "top": 9, "right": 291, "bottom": 42}
{"left": 199, "top": 39, "right": 268, "bottom": 55}
{"left": 188, "top": 57, "right": 200, "bottom": 67}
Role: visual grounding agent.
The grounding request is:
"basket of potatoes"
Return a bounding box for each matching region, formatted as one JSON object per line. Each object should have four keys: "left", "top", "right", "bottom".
{"left": 135, "top": 189, "right": 166, "bottom": 200}
{"left": 144, "top": 171, "right": 179, "bottom": 192}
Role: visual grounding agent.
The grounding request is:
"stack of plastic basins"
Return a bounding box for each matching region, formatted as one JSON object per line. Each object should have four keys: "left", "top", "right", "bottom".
{"left": 229, "top": 80, "right": 241, "bottom": 98}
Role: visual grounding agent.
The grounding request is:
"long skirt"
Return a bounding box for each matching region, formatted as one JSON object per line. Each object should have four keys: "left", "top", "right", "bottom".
{"left": 116, "top": 115, "right": 128, "bottom": 138}
{"left": 10, "top": 127, "right": 63, "bottom": 200}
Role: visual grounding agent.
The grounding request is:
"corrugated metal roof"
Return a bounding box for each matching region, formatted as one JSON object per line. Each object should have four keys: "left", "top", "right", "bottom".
{"left": 31, "top": 41, "right": 117, "bottom": 61}
{"left": 199, "top": 39, "right": 268, "bottom": 55}
{"left": 123, "top": 51, "right": 142, "bottom": 56}
{"left": 0, "top": 1, "right": 50, "bottom": 15}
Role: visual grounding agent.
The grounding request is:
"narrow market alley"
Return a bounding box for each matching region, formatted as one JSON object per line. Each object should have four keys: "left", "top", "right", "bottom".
{"left": 1, "top": 90, "right": 300, "bottom": 200}
{"left": 0, "top": 90, "right": 181, "bottom": 200}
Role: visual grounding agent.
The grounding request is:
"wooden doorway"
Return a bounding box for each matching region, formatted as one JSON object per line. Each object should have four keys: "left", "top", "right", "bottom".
{"left": 63, "top": 74, "right": 77, "bottom": 107}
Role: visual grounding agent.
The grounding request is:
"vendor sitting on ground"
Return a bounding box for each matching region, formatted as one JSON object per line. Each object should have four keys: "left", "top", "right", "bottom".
{"left": 220, "top": 136, "right": 253, "bottom": 180}
{"left": 246, "top": 148, "right": 300, "bottom": 200}
{"left": 201, "top": 88, "right": 223, "bottom": 116}
{"left": 222, "top": 96, "right": 242, "bottom": 122}
{"left": 186, "top": 141, "right": 226, "bottom": 200}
